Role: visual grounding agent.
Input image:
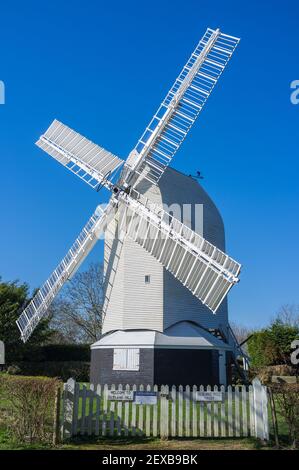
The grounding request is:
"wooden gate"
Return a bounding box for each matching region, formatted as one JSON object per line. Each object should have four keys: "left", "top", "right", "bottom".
{"left": 61, "top": 378, "right": 269, "bottom": 440}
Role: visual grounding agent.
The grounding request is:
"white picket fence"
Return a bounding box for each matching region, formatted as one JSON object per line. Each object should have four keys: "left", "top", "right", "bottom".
{"left": 61, "top": 378, "right": 269, "bottom": 441}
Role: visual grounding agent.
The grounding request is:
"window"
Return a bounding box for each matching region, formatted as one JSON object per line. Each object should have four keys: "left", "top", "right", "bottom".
{"left": 113, "top": 348, "right": 140, "bottom": 371}
{"left": 145, "top": 275, "right": 151, "bottom": 284}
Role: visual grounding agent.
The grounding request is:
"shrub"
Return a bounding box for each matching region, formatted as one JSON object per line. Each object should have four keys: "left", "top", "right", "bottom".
{"left": 22, "top": 343, "right": 91, "bottom": 362}
{"left": 248, "top": 321, "right": 299, "bottom": 368}
{"left": 0, "top": 279, "right": 54, "bottom": 363}
{"left": 0, "top": 375, "right": 61, "bottom": 444}
{"left": 8, "top": 361, "right": 90, "bottom": 381}
{"left": 270, "top": 383, "right": 299, "bottom": 448}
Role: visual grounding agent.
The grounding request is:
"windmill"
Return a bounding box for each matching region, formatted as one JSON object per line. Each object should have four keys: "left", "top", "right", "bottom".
{"left": 17, "top": 27, "right": 247, "bottom": 385}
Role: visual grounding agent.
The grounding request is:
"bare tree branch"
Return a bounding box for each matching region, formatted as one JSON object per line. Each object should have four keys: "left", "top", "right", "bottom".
{"left": 230, "top": 322, "right": 255, "bottom": 349}
{"left": 48, "top": 262, "right": 104, "bottom": 343}
{"left": 274, "top": 304, "right": 299, "bottom": 327}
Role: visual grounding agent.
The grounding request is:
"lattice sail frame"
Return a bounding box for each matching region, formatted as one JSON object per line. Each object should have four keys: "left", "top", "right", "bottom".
{"left": 36, "top": 120, "right": 123, "bottom": 191}
{"left": 117, "top": 189, "right": 241, "bottom": 312}
{"left": 124, "top": 28, "right": 240, "bottom": 186}
{"left": 16, "top": 203, "right": 115, "bottom": 342}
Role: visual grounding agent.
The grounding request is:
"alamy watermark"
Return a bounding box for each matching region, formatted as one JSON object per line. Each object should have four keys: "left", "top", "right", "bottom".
{"left": 291, "top": 339, "right": 299, "bottom": 365}
{"left": 94, "top": 202, "right": 204, "bottom": 242}
{"left": 0, "top": 80, "right": 5, "bottom": 104}
{"left": 290, "top": 80, "right": 299, "bottom": 105}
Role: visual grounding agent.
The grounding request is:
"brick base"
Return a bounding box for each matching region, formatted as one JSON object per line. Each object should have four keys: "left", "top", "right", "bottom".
{"left": 90, "top": 347, "right": 221, "bottom": 386}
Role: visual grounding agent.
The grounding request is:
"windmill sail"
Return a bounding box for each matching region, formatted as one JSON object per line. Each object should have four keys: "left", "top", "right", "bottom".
{"left": 119, "top": 189, "right": 241, "bottom": 313}
{"left": 17, "top": 26, "right": 242, "bottom": 345}
{"left": 36, "top": 120, "right": 124, "bottom": 191}
{"left": 124, "top": 28, "right": 240, "bottom": 185}
{"left": 16, "top": 203, "right": 114, "bottom": 342}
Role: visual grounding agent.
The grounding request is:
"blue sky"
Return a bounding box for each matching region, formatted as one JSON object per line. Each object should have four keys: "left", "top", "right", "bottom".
{"left": 0, "top": 0, "right": 298, "bottom": 328}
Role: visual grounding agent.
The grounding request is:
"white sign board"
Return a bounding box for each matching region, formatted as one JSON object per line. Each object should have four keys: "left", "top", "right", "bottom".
{"left": 196, "top": 391, "right": 224, "bottom": 402}
{"left": 134, "top": 391, "right": 157, "bottom": 405}
{"left": 107, "top": 390, "right": 134, "bottom": 401}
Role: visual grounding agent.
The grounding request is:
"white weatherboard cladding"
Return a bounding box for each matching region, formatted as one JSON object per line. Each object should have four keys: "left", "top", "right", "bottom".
{"left": 103, "top": 236, "right": 164, "bottom": 333}
{"left": 163, "top": 270, "right": 228, "bottom": 330}
{"left": 123, "top": 240, "right": 164, "bottom": 330}
{"left": 102, "top": 167, "right": 229, "bottom": 334}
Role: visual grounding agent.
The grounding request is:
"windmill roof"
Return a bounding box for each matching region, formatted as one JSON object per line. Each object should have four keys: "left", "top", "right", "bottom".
{"left": 91, "top": 321, "right": 232, "bottom": 350}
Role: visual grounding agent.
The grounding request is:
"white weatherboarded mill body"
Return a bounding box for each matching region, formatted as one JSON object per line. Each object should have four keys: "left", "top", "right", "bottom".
{"left": 16, "top": 27, "right": 247, "bottom": 386}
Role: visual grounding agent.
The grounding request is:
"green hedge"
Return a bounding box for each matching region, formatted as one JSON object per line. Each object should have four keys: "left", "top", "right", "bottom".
{"left": 7, "top": 361, "right": 90, "bottom": 382}
{"left": 4, "top": 344, "right": 91, "bottom": 382}
{"left": 0, "top": 374, "right": 61, "bottom": 444}
{"left": 22, "top": 343, "right": 91, "bottom": 362}
{"left": 247, "top": 322, "right": 299, "bottom": 368}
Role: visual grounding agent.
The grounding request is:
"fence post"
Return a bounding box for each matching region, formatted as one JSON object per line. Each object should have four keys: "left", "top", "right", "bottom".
{"left": 252, "top": 378, "right": 268, "bottom": 441}
{"left": 52, "top": 386, "right": 61, "bottom": 445}
{"left": 165, "top": 385, "right": 169, "bottom": 438}
{"left": 261, "top": 385, "right": 269, "bottom": 441}
{"left": 160, "top": 385, "right": 169, "bottom": 439}
{"left": 62, "top": 378, "right": 76, "bottom": 440}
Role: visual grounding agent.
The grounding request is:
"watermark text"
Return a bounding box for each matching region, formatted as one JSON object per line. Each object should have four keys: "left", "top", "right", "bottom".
{"left": 0, "top": 81, "right": 5, "bottom": 104}
{"left": 290, "top": 80, "right": 299, "bottom": 105}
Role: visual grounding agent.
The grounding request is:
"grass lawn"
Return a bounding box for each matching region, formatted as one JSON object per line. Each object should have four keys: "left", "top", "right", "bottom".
{"left": 0, "top": 425, "right": 268, "bottom": 450}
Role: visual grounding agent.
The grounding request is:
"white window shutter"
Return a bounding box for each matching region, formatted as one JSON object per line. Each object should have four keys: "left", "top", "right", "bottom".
{"left": 113, "top": 348, "right": 123, "bottom": 370}
{"left": 113, "top": 348, "right": 140, "bottom": 370}
{"left": 127, "top": 348, "right": 140, "bottom": 371}
{"left": 134, "top": 349, "right": 140, "bottom": 370}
